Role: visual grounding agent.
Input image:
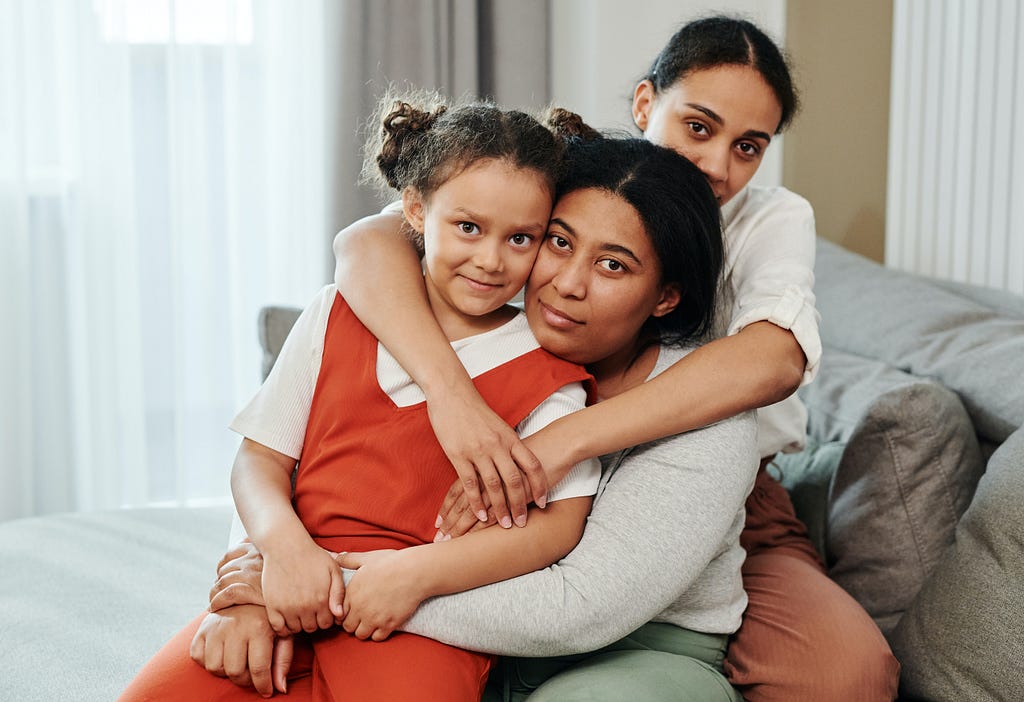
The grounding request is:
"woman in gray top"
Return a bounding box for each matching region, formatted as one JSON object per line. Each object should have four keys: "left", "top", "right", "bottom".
{"left": 196, "top": 136, "right": 756, "bottom": 701}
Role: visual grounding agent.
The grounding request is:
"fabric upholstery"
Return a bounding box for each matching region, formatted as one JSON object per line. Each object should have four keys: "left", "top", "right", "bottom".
{"left": 0, "top": 507, "right": 232, "bottom": 701}
{"left": 890, "top": 426, "right": 1024, "bottom": 701}
{"left": 815, "top": 239, "right": 1024, "bottom": 443}
{"left": 790, "top": 347, "right": 986, "bottom": 635}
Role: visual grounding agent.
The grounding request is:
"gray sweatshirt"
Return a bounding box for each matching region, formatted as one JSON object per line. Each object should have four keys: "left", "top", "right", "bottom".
{"left": 402, "top": 344, "right": 759, "bottom": 657}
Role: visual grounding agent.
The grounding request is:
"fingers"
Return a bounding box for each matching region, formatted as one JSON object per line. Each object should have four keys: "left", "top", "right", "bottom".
{"left": 435, "top": 480, "right": 463, "bottom": 529}
{"left": 216, "top": 542, "right": 251, "bottom": 573}
{"left": 222, "top": 632, "right": 253, "bottom": 689}
{"left": 476, "top": 457, "right": 514, "bottom": 531}
{"left": 437, "top": 491, "right": 471, "bottom": 538}
{"left": 210, "top": 583, "right": 264, "bottom": 613}
{"left": 323, "top": 570, "right": 345, "bottom": 629}
{"left": 189, "top": 627, "right": 209, "bottom": 670}
{"left": 247, "top": 634, "right": 275, "bottom": 698}
{"left": 511, "top": 440, "right": 547, "bottom": 509}
{"left": 453, "top": 460, "right": 489, "bottom": 524}
{"left": 492, "top": 451, "right": 528, "bottom": 528}
{"left": 273, "top": 637, "right": 294, "bottom": 694}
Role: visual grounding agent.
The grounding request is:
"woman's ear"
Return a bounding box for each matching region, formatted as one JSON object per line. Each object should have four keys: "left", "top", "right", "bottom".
{"left": 650, "top": 283, "right": 681, "bottom": 319}
{"left": 402, "top": 188, "right": 425, "bottom": 232}
{"left": 632, "top": 80, "right": 656, "bottom": 132}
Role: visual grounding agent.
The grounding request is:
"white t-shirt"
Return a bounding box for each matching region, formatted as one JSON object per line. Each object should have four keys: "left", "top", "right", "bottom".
{"left": 718, "top": 185, "right": 821, "bottom": 457}
{"left": 229, "top": 285, "right": 601, "bottom": 543}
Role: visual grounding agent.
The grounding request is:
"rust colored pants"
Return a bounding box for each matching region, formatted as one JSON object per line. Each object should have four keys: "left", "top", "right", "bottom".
{"left": 724, "top": 460, "right": 901, "bottom": 702}
{"left": 119, "top": 613, "right": 492, "bottom": 702}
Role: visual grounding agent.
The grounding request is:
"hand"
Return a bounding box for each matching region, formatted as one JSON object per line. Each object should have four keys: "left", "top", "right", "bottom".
{"left": 434, "top": 424, "right": 578, "bottom": 539}
{"left": 190, "top": 604, "right": 294, "bottom": 697}
{"left": 209, "top": 541, "right": 266, "bottom": 611}
{"left": 434, "top": 478, "right": 505, "bottom": 540}
{"left": 426, "top": 386, "right": 547, "bottom": 532}
{"left": 337, "top": 550, "right": 425, "bottom": 641}
{"left": 261, "top": 539, "right": 345, "bottom": 635}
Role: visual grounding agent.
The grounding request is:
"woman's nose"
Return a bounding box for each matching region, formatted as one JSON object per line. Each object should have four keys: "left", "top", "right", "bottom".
{"left": 696, "top": 146, "right": 729, "bottom": 184}
{"left": 552, "top": 260, "right": 587, "bottom": 299}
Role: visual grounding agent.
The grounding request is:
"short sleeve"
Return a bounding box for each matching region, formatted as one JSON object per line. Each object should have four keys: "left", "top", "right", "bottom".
{"left": 229, "top": 285, "right": 335, "bottom": 459}
{"left": 724, "top": 187, "right": 821, "bottom": 385}
{"left": 515, "top": 382, "right": 601, "bottom": 501}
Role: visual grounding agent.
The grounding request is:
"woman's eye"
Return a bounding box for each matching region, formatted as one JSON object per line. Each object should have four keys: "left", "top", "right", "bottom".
{"left": 687, "top": 122, "right": 709, "bottom": 137}
{"left": 547, "top": 234, "right": 571, "bottom": 251}
{"left": 458, "top": 222, "right": 480, "bottom": 235}
{"left": 598, "top": 259, "right": 625, "bottom": 273}
{"left": 509, "top": 233, "right": 532, "bottom": 247}
{"left": 736, "top": 142, "right": 761, "bottom": 158}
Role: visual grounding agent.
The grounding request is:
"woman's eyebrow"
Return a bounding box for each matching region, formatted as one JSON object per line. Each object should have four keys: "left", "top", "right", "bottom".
{"left": 685, "top": 103, "right": 772, "bottom": 143}
{"left": 599, "top": 243, "right": 642, "bottom": 266}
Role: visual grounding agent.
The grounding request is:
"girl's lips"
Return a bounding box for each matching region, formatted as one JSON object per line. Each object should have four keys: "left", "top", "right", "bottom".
{"left": 539, "top": 300, "right": 583, "bottom": 329}
{"left": 459, "top": 274, "right": 502, "bottom": 291}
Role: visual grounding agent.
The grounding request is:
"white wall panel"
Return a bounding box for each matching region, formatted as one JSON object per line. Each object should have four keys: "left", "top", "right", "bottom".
{"left": 887, "top": 0, "right": 1024, "bottom": 294}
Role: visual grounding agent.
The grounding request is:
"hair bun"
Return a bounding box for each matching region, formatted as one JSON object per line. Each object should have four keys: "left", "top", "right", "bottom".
{"left": 375, "top": 100, "right": 449, "bottom": 189}
{"left": 545, "top": 107, "right": 601, "bottom": 142}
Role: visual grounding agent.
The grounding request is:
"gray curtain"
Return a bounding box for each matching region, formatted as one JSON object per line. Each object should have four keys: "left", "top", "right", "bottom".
{"left": 324, "top": 0, "right": 551, "bottom": 264}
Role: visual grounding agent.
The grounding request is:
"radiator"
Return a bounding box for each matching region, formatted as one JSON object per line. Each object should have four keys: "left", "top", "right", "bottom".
{"left": 886, "top": 0, "right": 1023, "bottom": 295}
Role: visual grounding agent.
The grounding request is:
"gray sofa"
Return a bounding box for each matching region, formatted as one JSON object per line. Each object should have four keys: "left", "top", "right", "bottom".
{"left": 2, "top": 239, "right": 1021, "bottom": 701}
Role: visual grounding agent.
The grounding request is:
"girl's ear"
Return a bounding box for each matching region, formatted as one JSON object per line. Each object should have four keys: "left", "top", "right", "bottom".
{"left": 650, "top": 282, "right": 681, "bottom": 319}
{"left": 402, "top": 188, "right": 425, "bottom": 232}
{"left": 632, "top": 80, "right": 656, "bottom": 132}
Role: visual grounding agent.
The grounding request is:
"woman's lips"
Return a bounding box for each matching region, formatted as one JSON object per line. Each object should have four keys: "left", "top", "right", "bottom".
{"left": 539, "top": 300, "right": 583, "bottom": 329}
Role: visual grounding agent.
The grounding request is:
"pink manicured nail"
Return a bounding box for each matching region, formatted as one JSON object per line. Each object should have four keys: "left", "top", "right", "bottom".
{"left": 536, "top": 494, "right": 547, "bottom": 509}
{"left": 514, "top": 515, "right": 527, "bottom": 527}
{"left": 500, "top": 516, "right": 512, "bottom": 529}
{"left": 434, "top": 514, "right": 443, "bottom": 528}
{"left": 476, "top": 510, "right": 488, "bottom": 522}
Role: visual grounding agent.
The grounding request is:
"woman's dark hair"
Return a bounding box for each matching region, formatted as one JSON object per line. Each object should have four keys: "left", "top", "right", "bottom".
{"left": 644, "top": 15, "right": 799, "bottom": 133}
{"left": 557, "top": 137, "right": 723, "bottom": 346}
{"left": 363, "top": 91, "right": 592, "bottom": 202}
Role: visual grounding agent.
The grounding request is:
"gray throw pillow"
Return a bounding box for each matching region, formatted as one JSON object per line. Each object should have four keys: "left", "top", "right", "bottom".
{"left": 815, "top": 239, "right": 1024, "bottom": 443}
{"left": 890, "top": 426, "right": 1024, "bottom": 701}
{"left": 799, "top": 347, "right": 986, "bottom": 637}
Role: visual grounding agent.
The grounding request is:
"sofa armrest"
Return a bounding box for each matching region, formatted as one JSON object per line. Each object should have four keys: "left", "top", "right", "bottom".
{"left": 258, "top": 306, "right": 302, "bottom": 380}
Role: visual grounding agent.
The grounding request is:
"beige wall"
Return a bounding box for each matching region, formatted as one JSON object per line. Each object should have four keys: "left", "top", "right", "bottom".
{"left": 783, "top": 0, "right": 893, "bottom": 262}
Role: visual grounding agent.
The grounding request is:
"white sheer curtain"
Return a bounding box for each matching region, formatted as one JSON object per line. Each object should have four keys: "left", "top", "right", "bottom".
{"left": 0, "top": 0, "right": 331, "bottom": 521}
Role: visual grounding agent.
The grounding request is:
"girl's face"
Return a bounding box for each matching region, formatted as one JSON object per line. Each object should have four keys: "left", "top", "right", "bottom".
{"left": 404, "top": 159, "right": 551, "bottom": 339}
{"left": 632, "top": 64, "right": 782, "bottom": 206}
{"left": 525, "top": 187, "right": 680, "bottom": 372}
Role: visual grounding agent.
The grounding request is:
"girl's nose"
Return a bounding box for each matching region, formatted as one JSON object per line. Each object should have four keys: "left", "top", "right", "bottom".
{"left": 472, "top": 240, "right": 503, "bottom": 272}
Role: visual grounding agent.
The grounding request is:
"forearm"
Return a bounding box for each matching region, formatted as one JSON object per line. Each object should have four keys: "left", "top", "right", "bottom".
{"left": 541, "top": 322, "right": 805, "bottom": 466}
{"left": 333, "top": 214, "right": 472, "bottom": 399}
{"left": 230, "top": 439, "right": 308, "bottom": 555}
{"left": 408, "top": 497, "right": 590, "bottom": 599}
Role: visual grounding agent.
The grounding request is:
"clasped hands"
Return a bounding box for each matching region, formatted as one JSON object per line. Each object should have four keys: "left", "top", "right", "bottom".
{"left": 191, "top": 542, "right": 420, "bottom": 697}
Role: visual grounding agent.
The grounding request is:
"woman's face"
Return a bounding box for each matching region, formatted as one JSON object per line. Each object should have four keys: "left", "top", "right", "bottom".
{"left": 632, "top": 64, "right": 782, "bottom": 206}
{"left": 525, "top": 187, "right": 680, "bottom": 370}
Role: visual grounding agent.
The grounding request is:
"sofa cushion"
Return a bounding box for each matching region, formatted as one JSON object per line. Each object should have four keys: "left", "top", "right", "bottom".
{"left": 815, "top": 238, "right": 1024, "bottom": 443}
{"left": 258, "top": 305, "right": 302, "bottom": 379}
{"left": 890, "top": 426, "right": 1024, "bottom": 701}
{"left": 773, "top": 438, "right": 845, "bottom": 559}
{"left": 798, "top": 347, "right": 986, "bottom": 636}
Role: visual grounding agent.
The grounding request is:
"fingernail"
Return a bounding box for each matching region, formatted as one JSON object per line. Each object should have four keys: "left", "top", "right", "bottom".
{"left": 443, "top": 533, "right": 451, "bottom": 541}
{"left": 434, "top": 514, "right": 443, "bottom": 528}
{"left": 536, "top": 494, "right": 547, "bottom": 509}
{"left": 476, "top": 510, "right": 488, "bottom": 522}
{"left": 500, "top": 516, "right": 512, "bottom": 529}
{"left": 514, "top": 515, "right": 527, "bottom": 527}
{"left": 433, "top": 531, "right": 445, "bottom": 543}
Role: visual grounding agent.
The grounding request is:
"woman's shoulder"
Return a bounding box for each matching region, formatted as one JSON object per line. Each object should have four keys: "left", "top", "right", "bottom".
{"left": 725, "top": 185, "right": 814, "bottom": 225}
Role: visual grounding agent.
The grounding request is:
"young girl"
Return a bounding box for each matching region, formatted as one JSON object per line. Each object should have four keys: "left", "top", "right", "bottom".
{"left": 119, "top": 96, "right": 601, "bottom": 701}
{"left": 328, "top": 16, "right": 899, "bottom": 702}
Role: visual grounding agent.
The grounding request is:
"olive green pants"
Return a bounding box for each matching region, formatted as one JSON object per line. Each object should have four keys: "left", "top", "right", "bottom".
{"left": 483, "top": 622, "right": 743, "bottom": 702}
